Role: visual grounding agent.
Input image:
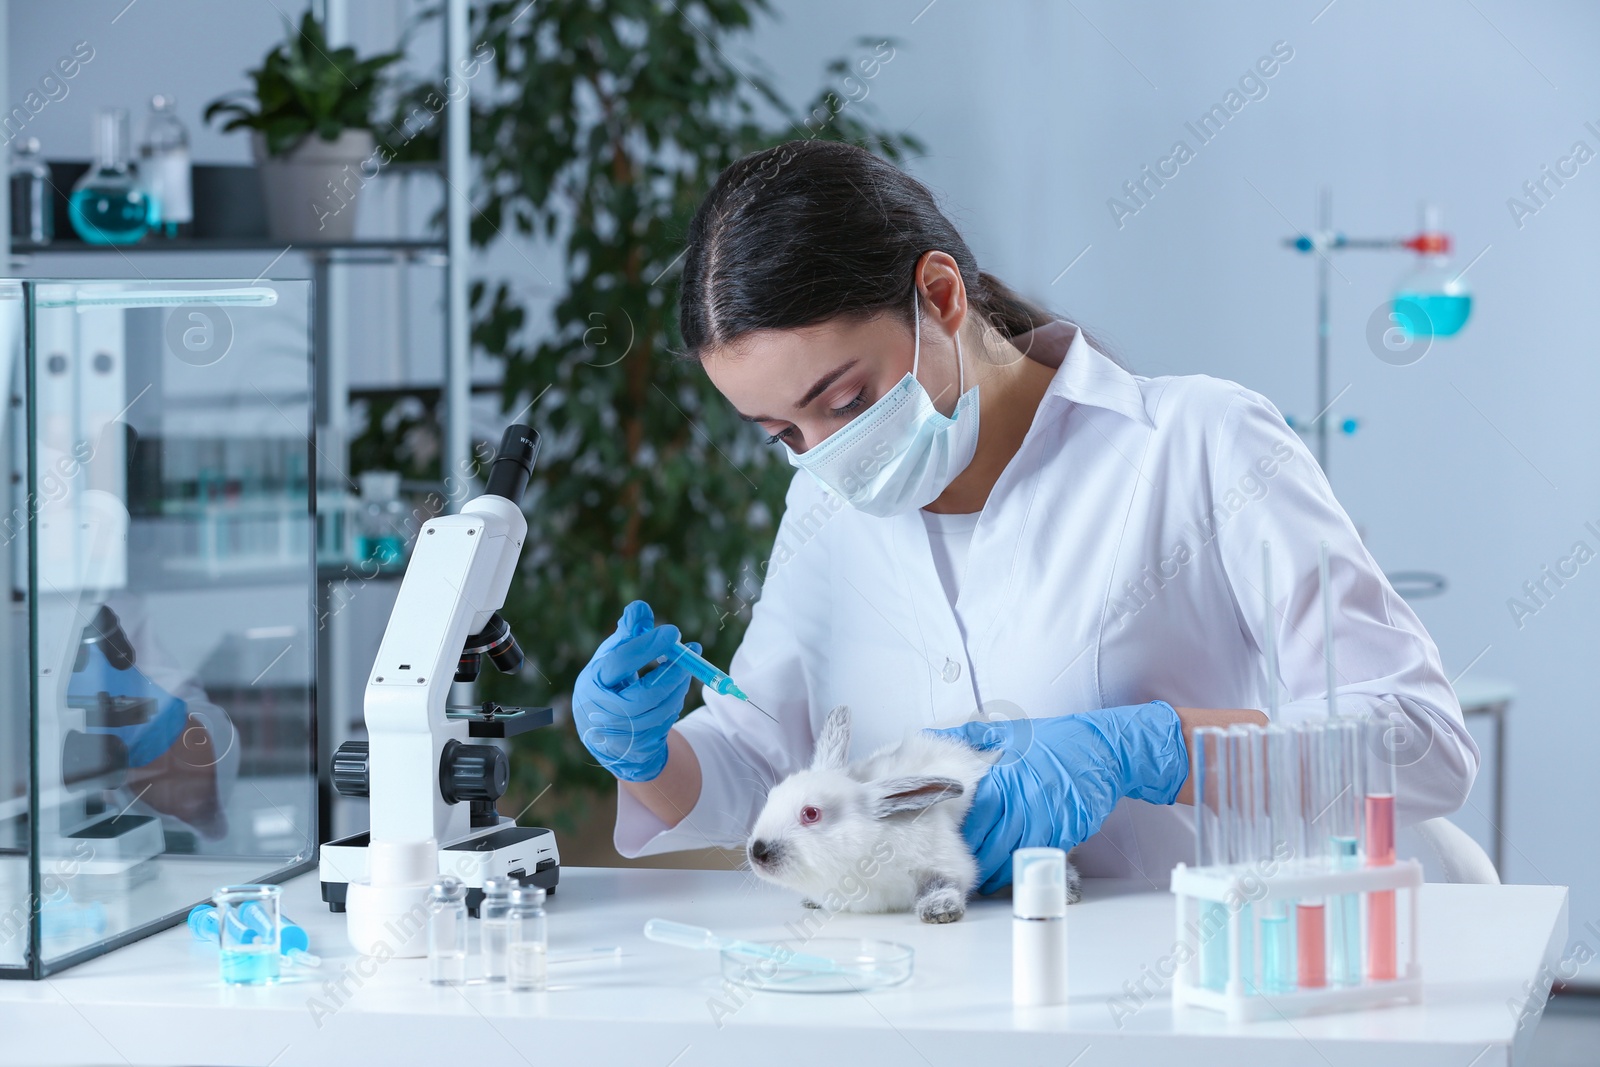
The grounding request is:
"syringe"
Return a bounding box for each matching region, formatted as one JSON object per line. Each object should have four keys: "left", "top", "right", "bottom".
{"left": 664, "top": 641, "right": 777, "bottom": 723}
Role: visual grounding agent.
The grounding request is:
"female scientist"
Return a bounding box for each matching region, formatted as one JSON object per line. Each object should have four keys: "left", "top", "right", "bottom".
{"left": 572, "top": 140, "right": 1477, "bottom": 891}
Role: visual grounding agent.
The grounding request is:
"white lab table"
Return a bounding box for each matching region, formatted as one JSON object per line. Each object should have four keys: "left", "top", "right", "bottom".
{"left": 0, "top": 866, "right": 1568, "bottom": 1067}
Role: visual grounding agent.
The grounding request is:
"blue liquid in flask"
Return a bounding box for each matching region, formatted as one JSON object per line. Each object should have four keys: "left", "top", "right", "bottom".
{"left": 1392, "top": 292, "right": 1471, "bottom": 338}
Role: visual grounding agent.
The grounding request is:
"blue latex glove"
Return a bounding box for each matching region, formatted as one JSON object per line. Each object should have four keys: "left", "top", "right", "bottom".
{"left": 572, "top": 601, "right": 699, "bottom": 782}
{"left": 926, "top": 701, "right": 1187, "bottom": 894}
{"left": 66, "top": 641, "right": 189, "bottom": 767}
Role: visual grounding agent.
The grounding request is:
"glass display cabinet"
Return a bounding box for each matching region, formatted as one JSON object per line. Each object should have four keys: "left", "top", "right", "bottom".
{"left": 0, "top": 278, "right": 316, "bottom": 978}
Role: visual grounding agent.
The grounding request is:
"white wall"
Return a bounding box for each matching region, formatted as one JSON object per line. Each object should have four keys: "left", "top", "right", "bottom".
{"left": 749, "top": 0, "right": 1600, "bottom": 963}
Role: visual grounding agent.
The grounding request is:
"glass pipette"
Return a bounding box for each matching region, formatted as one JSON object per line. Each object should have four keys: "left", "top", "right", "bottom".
{"left": 664, "top": 641, "right": 777, "bottom": 722}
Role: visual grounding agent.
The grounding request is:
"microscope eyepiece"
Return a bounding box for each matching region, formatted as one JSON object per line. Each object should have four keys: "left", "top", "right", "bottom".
{"left": 74, "top": 604, "right": 136, "bottom": 673}
{"left": 483, "top": 424, "right": 540, "bottom": 504}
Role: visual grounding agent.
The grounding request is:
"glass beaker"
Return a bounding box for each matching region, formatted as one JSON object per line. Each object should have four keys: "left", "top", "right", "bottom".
{"left": 212, "top": 884, "right": 281, "bottom": 985}
{"left": 69, "top": 108, "right": 154, "bottom": 244}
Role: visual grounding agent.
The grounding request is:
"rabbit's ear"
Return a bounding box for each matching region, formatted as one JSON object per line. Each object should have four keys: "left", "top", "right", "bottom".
{"left": 870, "top": 776, "right": 964, "bottom": 818}
{"left": 812, "top": 705, "right": 851, "bottom": 771}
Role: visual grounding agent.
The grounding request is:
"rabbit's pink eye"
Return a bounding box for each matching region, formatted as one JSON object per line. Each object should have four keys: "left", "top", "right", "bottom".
{"left": 799, "top": 805, "right": 821, "bottom": 825}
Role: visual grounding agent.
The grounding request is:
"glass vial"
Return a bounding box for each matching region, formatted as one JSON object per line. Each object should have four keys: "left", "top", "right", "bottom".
{"left": 426, "top": 876, "right": 468, "bottom": 985}
{"left": 10, "top": 138, "right": 51, "bottom": 244}
{"left": 68, "top": 107, "right": 152, "bottom": 244}
{"left": 508, "top": 886, "right": 548, "bottom": 992}
{"left": 479, "top": 876, "right": 514, "bottom": 982}
{"left": 356, "top": 470, "right": 408, "bottom": 571}
{"left": 1012, "top": 847, "right": 1068, "bottom": 1006}
{"left": 140, "top": 94, "right": 192, "bottom": 237}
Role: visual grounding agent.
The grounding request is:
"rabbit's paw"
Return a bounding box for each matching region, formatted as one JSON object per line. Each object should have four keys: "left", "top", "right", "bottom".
{"left": 915, "top": 876, "right": 966, "bottom": 924}
{"left": 800, "top": 898, "right": 822, "bottom": 909}
{"left": 1065, "top": 863, "right": 1083, "bottom": 905}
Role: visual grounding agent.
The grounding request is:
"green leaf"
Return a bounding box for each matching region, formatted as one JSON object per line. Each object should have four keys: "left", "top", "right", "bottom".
{"left": 201, "top": 9, "right": 402, "bottom": 153}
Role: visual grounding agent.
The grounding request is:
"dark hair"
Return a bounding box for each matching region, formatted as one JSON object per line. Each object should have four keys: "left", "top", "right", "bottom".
{"left": 678, "top": 140, "right": 1060, "bottom": 358}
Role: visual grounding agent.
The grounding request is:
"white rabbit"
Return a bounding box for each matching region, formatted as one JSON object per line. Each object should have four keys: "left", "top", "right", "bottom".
{"left": 746, "top": 705, "right": 1080, "bottom": 923}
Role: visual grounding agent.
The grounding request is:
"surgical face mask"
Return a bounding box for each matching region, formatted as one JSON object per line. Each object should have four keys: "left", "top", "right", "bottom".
{"left": 784, "top": 289, "right": 980, "bottom": 517}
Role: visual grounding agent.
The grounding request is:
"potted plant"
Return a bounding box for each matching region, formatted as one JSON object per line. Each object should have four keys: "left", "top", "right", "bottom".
{"left": 204, "top": 12, "right": 400, "bottom": 241}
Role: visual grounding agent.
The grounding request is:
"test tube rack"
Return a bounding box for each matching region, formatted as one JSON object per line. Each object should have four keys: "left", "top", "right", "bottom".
{"left": 1169, "top": 858, "right": 1423, "bottom": 1021}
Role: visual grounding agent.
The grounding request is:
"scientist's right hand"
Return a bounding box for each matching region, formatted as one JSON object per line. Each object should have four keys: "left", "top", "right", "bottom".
{"left": 573, "top": 600, "right": 698, "bottom": 782}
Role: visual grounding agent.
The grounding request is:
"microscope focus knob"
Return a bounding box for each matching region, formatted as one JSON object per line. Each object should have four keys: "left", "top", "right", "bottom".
{"left": 440, "top": 740, "right": 509, "bottom": 805}
{"left": 331, "top": 740, "right": 370, "bottom": 798}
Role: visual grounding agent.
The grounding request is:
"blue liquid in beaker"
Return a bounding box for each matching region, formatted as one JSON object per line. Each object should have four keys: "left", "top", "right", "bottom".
{"left": 1392, "top": 292, "right": 1471, "bottom": 338}
{"left": 220, "top": 943, "right": 279, "bottom": 984}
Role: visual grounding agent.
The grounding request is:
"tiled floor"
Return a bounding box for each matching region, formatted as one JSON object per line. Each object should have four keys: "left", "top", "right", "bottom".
{"left": 1529, "top": 994, "right": 1600, "bottom": 1066}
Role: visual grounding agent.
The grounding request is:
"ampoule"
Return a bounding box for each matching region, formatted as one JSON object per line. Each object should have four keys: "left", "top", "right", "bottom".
{"left": 480, "top": 876, "right": 514, "bottom": 982}
{"left": 426, "top": 877, "right": 467, "bottom": 985}
{"left": 508, "top": 886, "right": 548, "bottom": 992}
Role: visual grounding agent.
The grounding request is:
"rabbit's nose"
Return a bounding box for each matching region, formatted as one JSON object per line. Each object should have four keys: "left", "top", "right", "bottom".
{"left": 749, "top": 839, "right": 773, "bottom": 865}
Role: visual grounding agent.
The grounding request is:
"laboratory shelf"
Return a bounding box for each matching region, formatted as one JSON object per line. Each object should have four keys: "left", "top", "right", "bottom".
{"left": 11, "top": 237, "right": 446, "bottom": 256}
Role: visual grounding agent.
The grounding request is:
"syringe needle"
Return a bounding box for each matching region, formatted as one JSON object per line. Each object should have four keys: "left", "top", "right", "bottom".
{"left": 745, "top": 698, "right": 779, "bottom": 724}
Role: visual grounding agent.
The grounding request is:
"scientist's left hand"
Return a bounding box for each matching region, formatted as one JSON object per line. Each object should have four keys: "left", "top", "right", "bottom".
{"left": 926, "top": 701, "right": 1187, "bottom": 894}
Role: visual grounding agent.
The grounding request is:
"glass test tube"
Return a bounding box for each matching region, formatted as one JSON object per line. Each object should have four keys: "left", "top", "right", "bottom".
{"left": 1192, "top": 726, "right": 1230, "bottom": 991}
{"left": 1365, "top": 713, "right": 1400, "bottom": 981}
{"left": 1295, "top": 722, "right": 1329, "bottom": 989}
{"left": 1262, "top": 725, "right": 1299, "bottom": 992}
{"left": 1326, "top": 718, "right": 1364, "bottom": 986}
{"left": 1227, "top": 725, "right": 1267, "bottom": 994}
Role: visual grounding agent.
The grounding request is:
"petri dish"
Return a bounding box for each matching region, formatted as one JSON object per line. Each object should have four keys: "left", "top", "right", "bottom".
{"left": 719, "top": 937, "right": 913, "bottom": 993}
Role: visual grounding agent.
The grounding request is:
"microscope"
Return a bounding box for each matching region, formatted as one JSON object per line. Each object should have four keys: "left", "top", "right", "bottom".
{"left": 318, "top": 425, "right": 560, "bottom": 956}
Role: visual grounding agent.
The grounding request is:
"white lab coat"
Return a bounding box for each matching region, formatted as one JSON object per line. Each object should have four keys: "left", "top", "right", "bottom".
{"left": 615, "top": 321, "right": 1477, "bottom": 885}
